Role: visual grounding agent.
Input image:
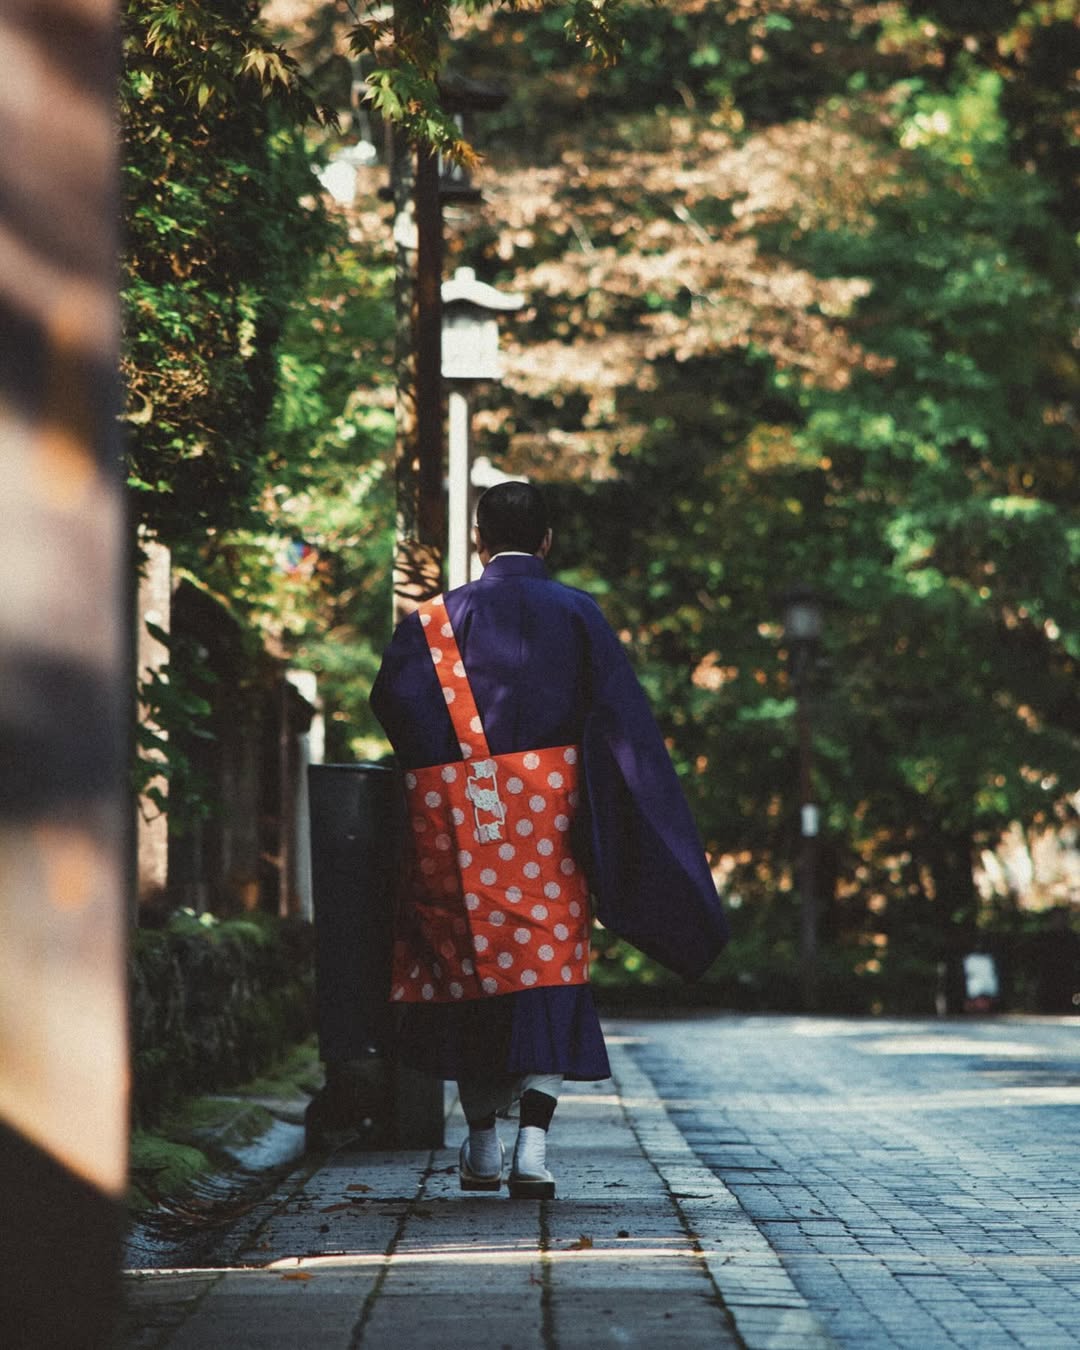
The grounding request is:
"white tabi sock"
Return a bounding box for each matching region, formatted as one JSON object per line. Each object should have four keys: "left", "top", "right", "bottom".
{"left": 467, "top": 1124, "right": 502, "bottom": 1177}
{"left": 512, "top": 1125, "right": 552, "bottom": 1180}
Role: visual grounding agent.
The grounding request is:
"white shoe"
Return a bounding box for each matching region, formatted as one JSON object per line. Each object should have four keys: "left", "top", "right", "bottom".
{"left": 508, "top": 1125, "right": 556, "bottom": 1199}
{"left": 459, "top": 1130, "right": 504, "bottom": 1192}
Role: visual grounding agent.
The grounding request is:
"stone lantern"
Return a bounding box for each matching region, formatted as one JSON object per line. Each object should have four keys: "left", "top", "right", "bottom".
{"left": 441, "top": 267, "right": 524, "bottom": 587}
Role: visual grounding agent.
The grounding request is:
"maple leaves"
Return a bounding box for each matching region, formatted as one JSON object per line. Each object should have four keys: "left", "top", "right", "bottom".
{"left": 136, "top": 0, "right": 322, "bottom": 118}
{"left": 342, "top": 1, "right": 629, "bottom": 166}
{"left": 465, "top": 103, "right": 894, "bottom": 476}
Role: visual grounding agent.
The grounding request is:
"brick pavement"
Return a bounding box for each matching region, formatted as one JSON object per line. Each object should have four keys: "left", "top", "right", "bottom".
{"left": 624, "top": 1013, "right": 1080, "bottom": 1350}
{"left": 119, "top": 1053, "right": 758, "bottom": 1350}
{"left": 120, "top": 1014, "right": 1080, "bottom": 1349}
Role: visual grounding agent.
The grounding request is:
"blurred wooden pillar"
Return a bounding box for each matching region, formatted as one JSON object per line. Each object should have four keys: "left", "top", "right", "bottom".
{"left": 0, "top": 1, "right": 129, "bottom": 1344}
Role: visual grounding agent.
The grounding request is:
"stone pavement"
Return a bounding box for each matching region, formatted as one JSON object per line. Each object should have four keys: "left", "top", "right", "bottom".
{"left": 625, "top": 1013, "right": 1080, "bottom": 1350}
{"left": 119, "top": 1014, "right": 1080, "bottom": 1349}
{"left": 120, "top": 1031, "right": 806, "bottom": 1350}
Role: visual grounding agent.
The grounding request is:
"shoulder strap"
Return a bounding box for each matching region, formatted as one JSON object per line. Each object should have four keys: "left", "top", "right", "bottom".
{"left": 415, "top": 597, "right": 491, "bottom": 762}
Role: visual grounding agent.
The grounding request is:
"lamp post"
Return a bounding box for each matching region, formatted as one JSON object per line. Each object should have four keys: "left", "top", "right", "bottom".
{"left": 783, "top": 585, "right": 823, "bottom": 1012}
{"left": 441, "top": 267, "right": 524, "bottom": 588}
{"left": 383, "top": 70, "right": 508, "bottom": 622}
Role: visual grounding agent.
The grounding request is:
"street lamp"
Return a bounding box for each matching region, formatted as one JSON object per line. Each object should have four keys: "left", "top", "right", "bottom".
{"left": 441, "top": 266, "right": 524, "bottom": 588}
{"left": 782, "top": 584, "right": 823, "bottom": 1012}
{"left": 380, "top": 74, "right": 507, "bottom": 620}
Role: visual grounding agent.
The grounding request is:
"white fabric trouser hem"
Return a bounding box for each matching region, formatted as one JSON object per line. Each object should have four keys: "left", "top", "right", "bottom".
{"left": 458, "top": 1072, "right": 563, "bottom": 1125}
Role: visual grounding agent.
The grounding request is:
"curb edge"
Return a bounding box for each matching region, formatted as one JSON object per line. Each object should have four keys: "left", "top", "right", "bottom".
{"left": 607, "top": 1033, "right": 839, "bottom": 1350}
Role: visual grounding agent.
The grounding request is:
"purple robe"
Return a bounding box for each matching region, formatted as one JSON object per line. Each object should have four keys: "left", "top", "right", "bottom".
{"left": 370, "top": 554, "right": 728, "bottom": 1081}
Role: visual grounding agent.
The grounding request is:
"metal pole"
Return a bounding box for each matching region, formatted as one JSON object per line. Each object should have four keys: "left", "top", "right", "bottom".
{"left": 447, "top": 387, "right": 471, "bottom": 590}
{"left": 796, "top": 675, "right": 819, "bottom": 1011}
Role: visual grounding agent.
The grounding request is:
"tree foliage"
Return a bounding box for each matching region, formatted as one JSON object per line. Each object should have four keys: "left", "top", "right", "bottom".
{"left": 126, "top": 0, "right": 1078, "bottom": 1004}
{"left": 120, "top": 0, "right": 331, "bottom": 550}
{"left": 428, "top": 0, "right": 1079, "bottom": 1002}
{"left": 199, "top": 224, "right": 398, "bottom": 760}
{"left": 123, "top": 0, "right": 645, "bottom": 756}
{"left": 348, "top": 0, "right": 630, "bottom": 164}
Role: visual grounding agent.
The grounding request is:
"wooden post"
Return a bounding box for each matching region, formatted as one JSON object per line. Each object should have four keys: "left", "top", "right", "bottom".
{"left": 391, "top": 135, "right": 444, "bottom": 624}
{"left": 415, "top": 145, "right": 445, "bottom": 557}
{"left": 0, "top": 0, "right": 129, "bottom": 1341}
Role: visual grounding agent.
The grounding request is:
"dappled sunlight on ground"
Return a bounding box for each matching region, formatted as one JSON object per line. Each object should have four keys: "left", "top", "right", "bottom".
{"left": 856, "top": 1034, "right": 1052, "bottom": 1058}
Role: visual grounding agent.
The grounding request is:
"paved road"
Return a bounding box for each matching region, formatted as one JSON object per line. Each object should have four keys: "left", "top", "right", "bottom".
{"left": 118, "top": 1014, "right": 1080, "bottom": 1349}
{"left": 625, "top": 1013, "right": 1080, "bottom": 1349}
{"left": 119, "top": 1052, "right": 751, "bottom": 1350}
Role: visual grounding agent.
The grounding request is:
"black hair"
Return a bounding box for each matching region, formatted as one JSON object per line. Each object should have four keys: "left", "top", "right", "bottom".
{"left": 475, "top": 481, "right": 550, "bottom": 556}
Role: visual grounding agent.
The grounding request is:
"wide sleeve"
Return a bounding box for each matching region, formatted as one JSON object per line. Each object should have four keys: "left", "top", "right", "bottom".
{"left": 581, "top": 614, "right": 729, "bottom": 981}
{"left": 370, "top": 613, "right": 459, "bottom": 770}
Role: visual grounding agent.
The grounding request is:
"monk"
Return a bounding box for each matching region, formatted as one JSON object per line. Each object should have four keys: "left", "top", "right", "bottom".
{"left": 370, "top": 481, "right": 727, "bottom": 1198}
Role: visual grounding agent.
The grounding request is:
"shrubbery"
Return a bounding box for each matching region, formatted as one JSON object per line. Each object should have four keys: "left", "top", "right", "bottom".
{"left": 129, "top": 909, "right": 315, "bottom": 1128}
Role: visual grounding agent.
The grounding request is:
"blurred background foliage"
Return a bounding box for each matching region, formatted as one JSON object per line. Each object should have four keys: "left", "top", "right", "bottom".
{"left": 122, "top": 0, "right": 1079, "bottom": 1011}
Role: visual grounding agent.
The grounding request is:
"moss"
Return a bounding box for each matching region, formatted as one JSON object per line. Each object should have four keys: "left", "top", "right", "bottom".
{"left": 159, "top": 1097, "right": 277, "bottom": 1150}
{"left": 126, "top": 1042, "right": 322, "bottom": 1216}
{"left": 129, "top": 909, "right": 315, "bottom": 1128}
{"left": 128, "top": 1133, "right": 212, "bottom": 1213}
{"left": 231, "top": 1037, "right": 323, "bottom": 1102}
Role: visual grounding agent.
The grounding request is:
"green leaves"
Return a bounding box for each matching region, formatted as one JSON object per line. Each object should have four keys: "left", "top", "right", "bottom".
{"left": 120, "top": 0, "right": 331, "bottom": 549}
{"left": 344, "top": 0, "right": 630, "bottom": 161}
{"left": 364, "top": 66, "right": 476, "bottom": 166}
{"left": 134, "top": 623, "right": 218, "bottom": 835}
{"left": 134, "top": 0, "right": 322, "bottom": 119}
{"left": 561, "top": 0, "right": 631, "bottom": 67}
{"left": 193, "top": 232, "right": 397, "bottom": 762}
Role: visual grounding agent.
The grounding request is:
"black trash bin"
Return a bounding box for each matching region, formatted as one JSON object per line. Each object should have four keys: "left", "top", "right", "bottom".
{"left": 306, "top": 762, "right": 444, "bottom": 1150}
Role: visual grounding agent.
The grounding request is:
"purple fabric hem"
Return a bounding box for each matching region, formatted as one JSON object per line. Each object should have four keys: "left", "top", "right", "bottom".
{"left": 395, "top": 984, "right": 610, "bottom": 1083}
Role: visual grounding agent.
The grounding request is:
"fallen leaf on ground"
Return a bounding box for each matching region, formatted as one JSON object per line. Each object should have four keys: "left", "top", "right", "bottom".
{"left": 280, "top": 1271, "right": 312, "bottom": 1282}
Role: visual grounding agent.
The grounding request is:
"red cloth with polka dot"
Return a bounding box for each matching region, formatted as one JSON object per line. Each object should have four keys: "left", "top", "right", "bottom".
{"left": 390, "top": 595, "right": 591, "bottom": 1004}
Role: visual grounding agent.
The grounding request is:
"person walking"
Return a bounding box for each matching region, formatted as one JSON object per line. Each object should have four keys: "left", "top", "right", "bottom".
{"left": 370, "top": 481, "right": 727, "bottom": 1197}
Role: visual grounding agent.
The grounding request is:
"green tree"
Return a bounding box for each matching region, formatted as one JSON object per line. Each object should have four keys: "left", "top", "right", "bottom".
{"left": 120, "top": 0, "right": 331, "bottom": 551}
{"left": 200, "top": 225, "right": 398, "bottom": 760}
{"left": 423, "top": 1, "right": 1078, "bottom": 1006}
{"left": 795, "top": 69, "right": 1079, "bottom": 965}
{"left": 145, "top": 1, "right": 1075, "bottom": 1003}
